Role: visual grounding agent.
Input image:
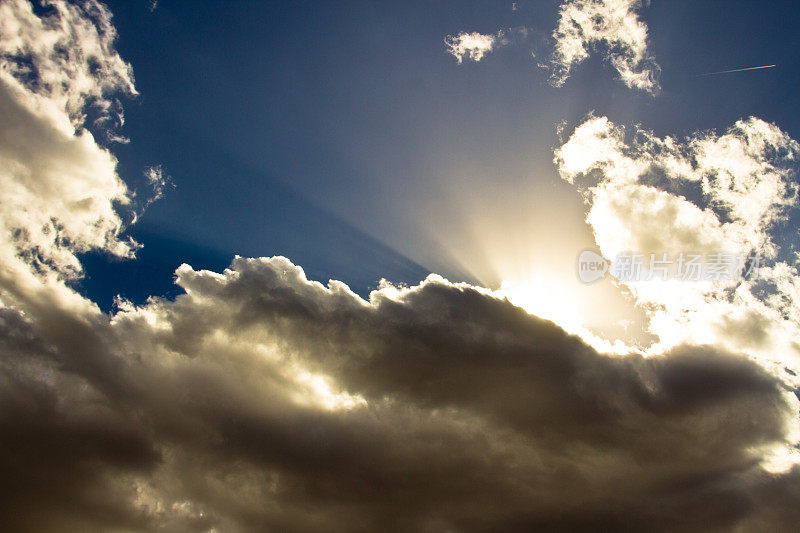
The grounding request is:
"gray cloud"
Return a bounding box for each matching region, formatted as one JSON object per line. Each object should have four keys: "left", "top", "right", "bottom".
{"left": 1, "top": 256, "right": 799, "bottom": 531}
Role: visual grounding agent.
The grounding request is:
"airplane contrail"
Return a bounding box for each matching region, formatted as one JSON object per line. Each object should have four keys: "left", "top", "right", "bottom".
{"left": 697, "top": 64, "right": 777, "bottom": 77}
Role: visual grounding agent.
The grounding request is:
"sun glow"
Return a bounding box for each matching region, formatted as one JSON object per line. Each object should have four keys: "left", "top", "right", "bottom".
{"left": 496, "top": 275, "right": 637, "bottom": 355}
{"left": 498, "top": 277, "right": 586, "bottom": 333}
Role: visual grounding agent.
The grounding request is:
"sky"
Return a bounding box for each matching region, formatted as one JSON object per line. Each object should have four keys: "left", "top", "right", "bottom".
{"left": 1, "top": 0, "right": 800, "bottom": 531}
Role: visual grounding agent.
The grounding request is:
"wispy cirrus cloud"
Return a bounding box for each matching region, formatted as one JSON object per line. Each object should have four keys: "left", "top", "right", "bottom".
{"left": 548, "top": 0, "right": 660, "bottom": 92}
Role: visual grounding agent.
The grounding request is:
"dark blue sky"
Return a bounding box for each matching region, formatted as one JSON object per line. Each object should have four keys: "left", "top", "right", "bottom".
{"left": 80, "top": 0, "right": 800, "bottom": 310}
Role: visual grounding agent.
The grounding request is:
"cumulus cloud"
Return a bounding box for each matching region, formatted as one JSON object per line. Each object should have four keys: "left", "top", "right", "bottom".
{"left": 0, "top": 73, "right": 135, "bottom": 284}
{"left": 0, "top": 0, "right": 138, "bottom": 288}
{"left": 555, "top": 116, "right": 800, "bottom": 365}
{"left": 549, "top": 0, "right": 660, "bottom": 92}
{"left": 1, "top": 256, "right": 799, "bottom": 531}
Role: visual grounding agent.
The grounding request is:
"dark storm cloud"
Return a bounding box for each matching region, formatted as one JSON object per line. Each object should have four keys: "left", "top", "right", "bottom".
{"left": 1, "top": 256, "right": 799, "bottom": 532}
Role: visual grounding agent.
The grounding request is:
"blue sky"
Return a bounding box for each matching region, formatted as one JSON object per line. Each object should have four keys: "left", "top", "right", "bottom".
{"left": 77, "top": 0, "right": 800, "bottom": 310}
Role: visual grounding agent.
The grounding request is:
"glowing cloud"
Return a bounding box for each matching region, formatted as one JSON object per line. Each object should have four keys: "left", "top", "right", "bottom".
{"left": 0, "top": 0, "right": 136, "bottom": 125}
{"left": 549, "top": 0, "right": 660, "bottom": 92}
{"left": 555, "top": 115, "right": 800, "bottom": 365}
{"left": 0, "top": 0, "right": 138, "bottom": 293}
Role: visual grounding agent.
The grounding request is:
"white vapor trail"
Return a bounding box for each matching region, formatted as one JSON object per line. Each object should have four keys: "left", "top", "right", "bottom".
{"left": 698, "top": 64, "right": 777, "bottom": 76}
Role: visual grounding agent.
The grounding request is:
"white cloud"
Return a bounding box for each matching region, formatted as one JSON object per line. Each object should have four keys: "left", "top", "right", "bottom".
{"left": 0, "top": 0, "right": 138, "bottom": 289}
{"left": 144, "top": 164, "right": 168, "bottom": 201}
{"left": 130, "top": 164, "right": 172, "bottom": 223}
{"left": 0, "top": 74, "right": 136, "bottom": 285}
{"left": 549, "top": 0, "right": 660, "bottom": 92}
{"left": 444, "top": 31, "right": 505, "bottom": 64}
{"left": 0, "top": 0, "right": 136, "bottom": 126}
{"left": 555, "top": 116, "right": 800, "bottom": 365}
